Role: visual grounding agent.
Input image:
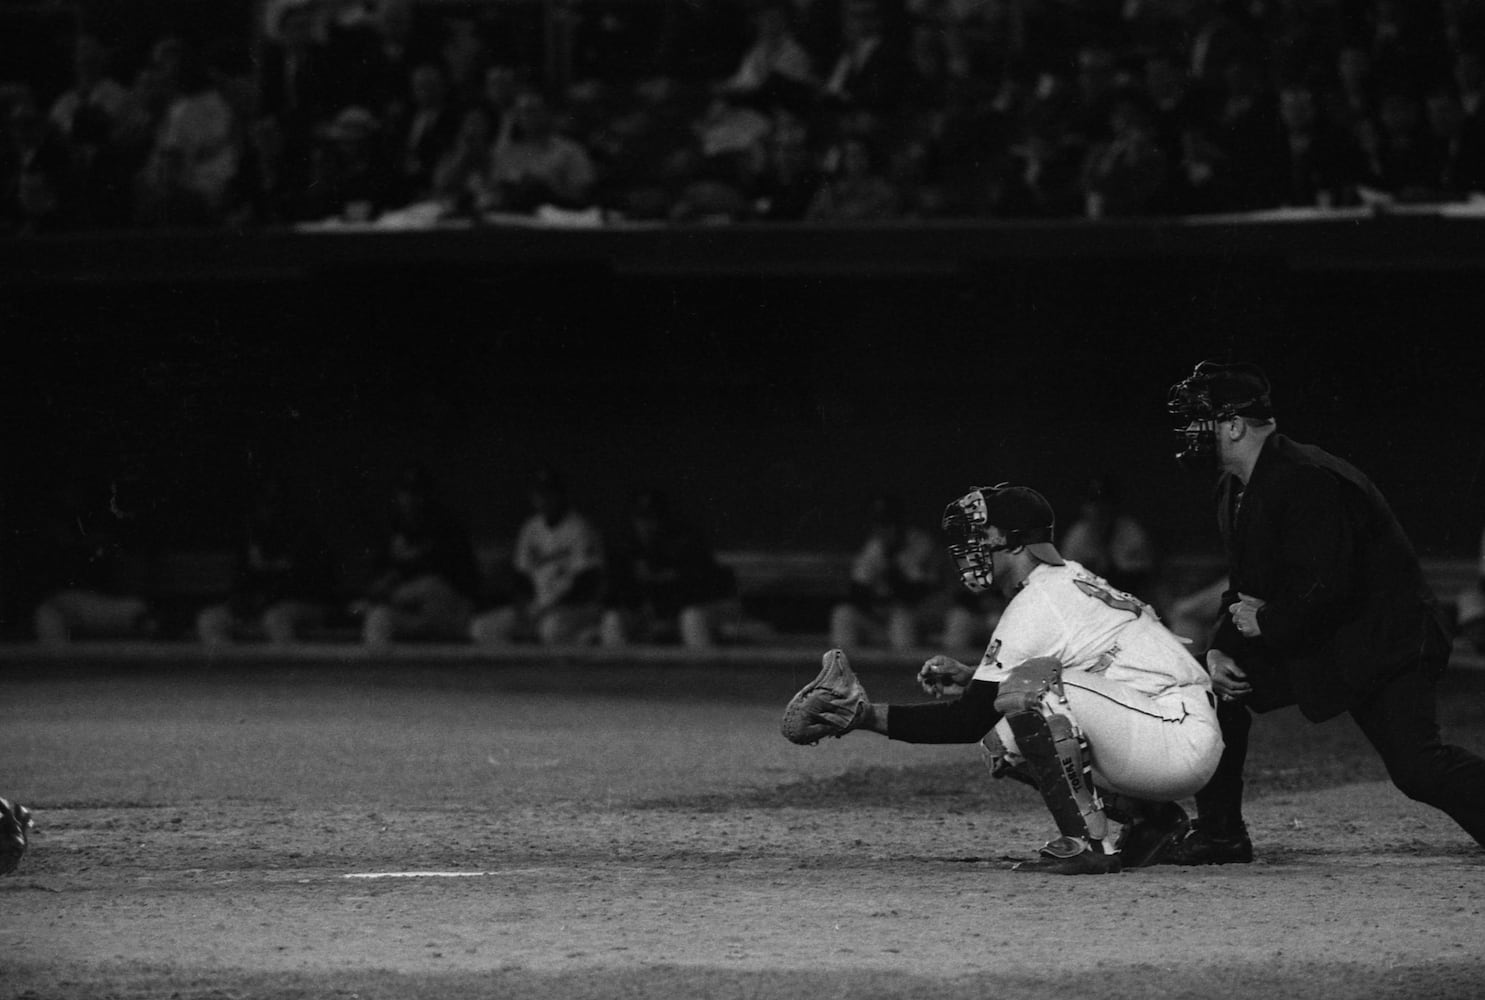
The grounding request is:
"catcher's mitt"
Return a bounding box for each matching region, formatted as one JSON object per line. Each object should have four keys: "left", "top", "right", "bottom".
{"left": 781, "top": 649, "right": 869, "bottom": 745}
{"left": 0, "top": 798, "right": 32, "bottom": 876}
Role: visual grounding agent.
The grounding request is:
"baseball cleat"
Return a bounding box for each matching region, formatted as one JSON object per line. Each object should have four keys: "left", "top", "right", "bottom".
{"left": 1163, "top": 819, "right": 1253, "bottom": 865}
{"left": 1119, "top": 801, "right": 1191, "bottom": 868}
{"left": 0, "top": 798, "right": 33, "bottom": 876}
{"left": 1013, "top": 835, "right": 1122, "bottom": 875}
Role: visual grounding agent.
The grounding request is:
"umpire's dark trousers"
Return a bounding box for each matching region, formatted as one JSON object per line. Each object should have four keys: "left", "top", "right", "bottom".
{"left": 1196, "top": 662, "right": 1485, "bottom": 848}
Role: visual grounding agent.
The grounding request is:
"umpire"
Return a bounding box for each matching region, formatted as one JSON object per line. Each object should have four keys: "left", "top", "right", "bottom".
{"left": 1164, "top": 360, "right": 1485, "bottom": 862}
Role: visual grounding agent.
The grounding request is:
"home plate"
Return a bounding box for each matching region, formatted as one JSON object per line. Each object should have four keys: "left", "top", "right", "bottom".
{"left": 343, "top": 869, "right": 545, "bottom": 879}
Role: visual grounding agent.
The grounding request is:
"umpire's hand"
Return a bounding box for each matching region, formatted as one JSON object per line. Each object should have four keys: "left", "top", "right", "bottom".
{"left": 1205, "top": 649, "right": 1250, "bottom": 702}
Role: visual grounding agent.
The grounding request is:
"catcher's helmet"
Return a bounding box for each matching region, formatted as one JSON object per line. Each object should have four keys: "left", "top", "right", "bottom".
{"left": 942, "top": 483, "right": 1064, "bottom": 593}
{"left": 1167, "top": 361, "right": 1273, "bottom": 467}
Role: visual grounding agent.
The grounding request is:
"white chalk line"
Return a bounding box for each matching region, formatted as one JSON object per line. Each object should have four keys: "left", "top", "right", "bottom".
{"left": 342, "top": 869, "right": 547, "bottom": 879}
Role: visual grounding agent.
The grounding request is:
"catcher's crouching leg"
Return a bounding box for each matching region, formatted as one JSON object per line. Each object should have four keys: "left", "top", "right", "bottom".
{"left": 992, "top": 657, "right": 1119, "bottom": 875}
{"left": 781, "top": 649, "right": 870, "bottom": 746}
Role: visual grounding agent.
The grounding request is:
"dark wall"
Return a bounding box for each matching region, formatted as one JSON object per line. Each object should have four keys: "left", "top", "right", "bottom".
{"left": 3, "top": 223, "right": 1483, "bottom": 621}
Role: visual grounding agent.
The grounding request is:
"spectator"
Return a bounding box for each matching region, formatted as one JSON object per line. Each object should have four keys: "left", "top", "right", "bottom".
{"left": 1188, "top": 0, "right": 1267, "bottom": 91}
{"left": 1165, "top": 121, "right": 1238, "bottom": 215}
{"left": 991, "top": 114, "right": 1087, "bottom": 219}
{"left": 0, "top": 90, "right": 72, "bottom": 234}
{"left": 49, "top": 33, "right": 135, "bottom": 143}
{"left": 1082, "top": 89, "right": 1170, "bottom": 218}
{"left": 715, "top": 0, "right": 818, "bottom": 108}
{"left": 28, "top": 462, "right": 159, "bottom": 647}
{"left": 431, "top": 104, "right": 499, "bottom": 213}
{"left": 1165, "top": 573, "right": 1230, "bottom": 646}
{"left": 47, "top": 32, "right": 141, "bottom": 227}
{"left": 438, "top": 16, "right": 494, "bottom": 109}
{"left": 805, "top": 132, "right": 902, "bottom": 220}
{"left": 1275, "top": 80, "right": 1365, "bottom": 208}
{"left": 352, "top": 464, "right": 480, "bottom": 649}
{"left": 487, "top": 87, "right": 598, "bottom": 211}
{"left": 819, "top": 0, "right": 906, "bottom": 117}
{"left": 828, "top": 494, "right": 948, "bottom": 653}
{"left": 258, "top": 1, "right": 337, "bottom": 130}
{"left": 1069, "top": 44, "right": 1123, "bottom": 149}
{"left": 599, "top": 488, "right": 739, "bottom": 649}
{"left": 478, "top": 63, "right": 524, "bottom": 136}
{"left": 1360, "top": 87, "right": 1439, "bottom": 201}
{"left": 469, "top": 467, "right": 606, "bottom": 646}
{"left": 748, "top": 104, "right": 823, "bottom": 220}
{"left": 1321, "top": 42, "right": 1379, "bottom": 141}
{"left": 387, "top": 61, "right": 462, "bottom": 206}
{"left": 254, "top": 0, "right": 337, "bottom": 210}
{"left": 1210, "top": 55, "right": 1285, "bottom": 210}
{"left": 130, "top": 36, "right": 187, "bottom": 140}
{"left": 134, "top": 41, "right": 242, "bottom": 227}
{"left": 1057, "top": 475, "right": 1159, "bottom": 605}
{"left": 1144, "top": 48, "right": 1203, "bottom": 165}
{"left": 324, "top": 0, "right": 434, "bottom": 123}
{"left": 291, "top": 105, "right": 396, "bottom": 223}
{"left": 1454, "top": 47, "right": 1485, "bottom": 124}
{"left": 1424, "top": 83, "right": 1485, "bottom": 199}
{"left": 196, "top": 473, "right": 337, "bottom": 647}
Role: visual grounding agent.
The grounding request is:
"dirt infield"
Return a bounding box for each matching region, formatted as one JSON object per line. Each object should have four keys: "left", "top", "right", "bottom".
{"left": 3, "top": 650, "right": 1484, "bottom": 1000}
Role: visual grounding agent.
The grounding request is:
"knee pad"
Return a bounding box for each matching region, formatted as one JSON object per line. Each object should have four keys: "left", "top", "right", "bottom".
{"left": 992, "top": 656, "right": 1064, "bottom": 714}
{"left": 994, "top": 658, "right": 1111, "bottom": 849}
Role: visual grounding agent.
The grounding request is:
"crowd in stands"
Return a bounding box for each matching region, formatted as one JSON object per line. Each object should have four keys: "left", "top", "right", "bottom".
{"left": 12, "top": 452, "right": 1198, "bottom": 657}
{"left": 7, "top": 0, "right": 1485, "bottom": 233}
{"left": 13, "top": 458, "right": 756, "bottom": 653}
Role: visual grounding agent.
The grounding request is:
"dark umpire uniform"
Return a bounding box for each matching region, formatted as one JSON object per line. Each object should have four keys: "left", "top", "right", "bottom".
{"left": 1171, "top": 364, "right": 1485, "bottom": 861}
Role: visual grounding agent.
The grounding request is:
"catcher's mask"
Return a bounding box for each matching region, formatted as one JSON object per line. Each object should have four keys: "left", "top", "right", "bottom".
{"left": 941, "top": 483, "right": 1064, "bottom": 593}
{"left": 1167, "top": 361, "right": 1274, "bottom": 469}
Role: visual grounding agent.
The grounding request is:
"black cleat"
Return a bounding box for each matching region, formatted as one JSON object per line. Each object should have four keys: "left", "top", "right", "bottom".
{"left": 0, "top": 798, "right": 33, "bottom": 876}
{"left": 1013, "top": 835, "right": 1122, "bottom": 875}
{"left": 1163, "top": 819, "right": 1254, "bottom": 865}
{"left": 1120, "top": 802, "right": 1191, "bottom": 868}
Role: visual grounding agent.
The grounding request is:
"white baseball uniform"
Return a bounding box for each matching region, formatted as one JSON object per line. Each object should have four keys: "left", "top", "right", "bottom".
{"left": 973, "top": 560, "right": 1223, "bottom": 800}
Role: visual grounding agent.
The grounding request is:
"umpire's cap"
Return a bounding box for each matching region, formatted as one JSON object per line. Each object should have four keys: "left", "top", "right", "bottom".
{"left": 1171, "top": 361, "right": 1274, "bottom": 421}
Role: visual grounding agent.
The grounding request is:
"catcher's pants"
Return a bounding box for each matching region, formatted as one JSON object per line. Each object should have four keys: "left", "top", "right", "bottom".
{"left": 993, "top": 672, "right": 1223, "bottom": 801}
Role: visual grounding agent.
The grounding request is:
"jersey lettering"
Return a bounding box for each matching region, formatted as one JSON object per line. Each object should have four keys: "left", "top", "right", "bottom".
{"left": 1073, "top": 578, "right": 1143, "bottom": 620}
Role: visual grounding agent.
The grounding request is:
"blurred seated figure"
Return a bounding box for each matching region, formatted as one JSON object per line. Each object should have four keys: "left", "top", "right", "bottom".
{"left": 486, "top": 87, "right": 597, "bottom": 212}
{"left": 132, "top": 39, "right": 242, "bottom": 228}
{"left": 470, "top": 467, "right": 605, "bottom": 645}
{"left": 387, "top": 61, "right": 462, "bottom": 206}
{"left": 1454, "top": 526, "right": 1485, "bottom": 654}
{"left": 599, "top": 488, "right": 739, "bottom": 649}
{"left": 829, "top": 494, "right": 947, "bottom": 652}
{"left": 1165, "top": 573, "right": 1228, "bottom": 647}
{"left": 352, "top": 464, "right": 480, "bottom": 649}
{"left": 1, "top": 90, "right": 73, "bottom": 235}
{"left": 941, "top": 587, "right": 1007, "bottom": 659}
{"left": 290, "top": 105, "right": 397, "bottom": 223}
{"left": 431, "top": 104, "right": 498, "bottom": 213}
{"left": 805, "top": 133, "right": 903, "bottom": 220}
{"left": 1057, "top": 474, "right": 1158, "bottom": 603}
{"left": 715, "top": 0, "right": 819, "bottom": 109}
{"left": 195, "top": 473, "right": 336, "bottom": 647}
{"left": 30, "top": 462, "right": 158, "bottom": 646}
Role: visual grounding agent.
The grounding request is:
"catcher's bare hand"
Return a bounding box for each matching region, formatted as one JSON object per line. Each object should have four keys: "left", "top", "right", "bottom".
{"left": 1206, "top": 648, "right": 1250, "bottom": 702}
{"left": 918, "top": 655, "right": 973, "bottom": 697}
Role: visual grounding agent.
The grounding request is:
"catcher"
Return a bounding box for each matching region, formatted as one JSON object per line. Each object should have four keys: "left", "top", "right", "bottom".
{"left": 781, "top": 483, "right": 1223, "bottom": 875}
